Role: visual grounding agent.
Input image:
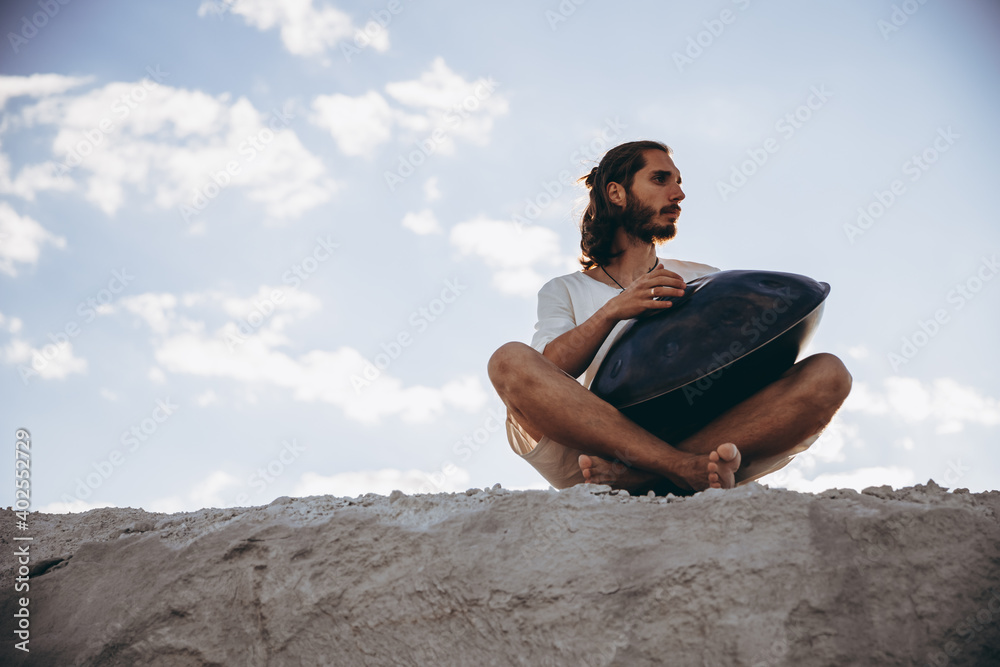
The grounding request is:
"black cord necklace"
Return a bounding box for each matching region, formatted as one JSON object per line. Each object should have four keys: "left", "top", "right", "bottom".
{"left": 600, "top": 259, "right": 658, "bottom": 292}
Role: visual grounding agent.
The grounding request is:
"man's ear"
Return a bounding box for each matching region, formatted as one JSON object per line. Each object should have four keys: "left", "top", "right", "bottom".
{"left": 607, "top": 182, "right": 626, "bottom": 208}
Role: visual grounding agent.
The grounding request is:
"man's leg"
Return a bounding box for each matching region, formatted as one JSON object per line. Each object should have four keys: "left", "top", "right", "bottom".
{"left": 488, "top": 342, "right": 742, "bottom": 491}
{"left": 488, "top": 342, "right": 851, "bottom": 492}
{"left": 579, "top": 351, "right": 852, "bottom": 491}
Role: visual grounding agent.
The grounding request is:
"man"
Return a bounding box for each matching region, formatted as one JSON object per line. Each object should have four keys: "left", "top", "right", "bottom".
{"left": 487, "top": 140, "right": 852, "bottom": 494}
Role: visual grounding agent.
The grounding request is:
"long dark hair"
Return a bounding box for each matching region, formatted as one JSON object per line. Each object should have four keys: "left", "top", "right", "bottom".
{"left": 578, "top": 140, "right": 672, "bottom": 270}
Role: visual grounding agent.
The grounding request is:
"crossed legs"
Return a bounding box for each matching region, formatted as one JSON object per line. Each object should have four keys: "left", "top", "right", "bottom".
{"left": 487, "top": 342, "right": 852, "bottom": 493}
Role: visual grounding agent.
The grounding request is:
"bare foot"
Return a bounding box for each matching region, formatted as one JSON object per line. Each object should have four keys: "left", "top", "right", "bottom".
{"left": 578, "top": 454, "right": 659, "bottom": 494}
{"left": 706, "top": 443, "right": 741, "bottom": 489}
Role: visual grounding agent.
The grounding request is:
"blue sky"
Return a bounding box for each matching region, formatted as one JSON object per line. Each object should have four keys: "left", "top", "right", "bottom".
{"left": 1, "top": 0, "right": 998, "bottom": 512}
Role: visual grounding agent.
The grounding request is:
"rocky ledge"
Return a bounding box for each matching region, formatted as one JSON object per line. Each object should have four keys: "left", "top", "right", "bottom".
{"left": 2, "top": 481, "right": 999, "bottom": 666}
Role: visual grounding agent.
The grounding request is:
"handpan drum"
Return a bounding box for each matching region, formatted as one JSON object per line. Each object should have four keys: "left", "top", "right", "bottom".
{"left": 590, "top": 270, "right": 830, "bottom": 445}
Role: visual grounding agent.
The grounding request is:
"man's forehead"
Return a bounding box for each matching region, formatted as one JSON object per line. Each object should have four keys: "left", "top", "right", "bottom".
{"left": 640, "top": 150, "right": 678, "bottom": 173}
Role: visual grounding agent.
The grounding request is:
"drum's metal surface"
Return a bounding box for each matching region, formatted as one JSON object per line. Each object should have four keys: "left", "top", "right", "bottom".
{"left": 591, "top": 270, "right": 830, "bottom": 444}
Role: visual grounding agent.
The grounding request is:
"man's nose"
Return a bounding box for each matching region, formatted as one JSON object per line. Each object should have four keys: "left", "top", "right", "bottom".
{"left": 672, "top": 186, "right": 685, "bottom": 202}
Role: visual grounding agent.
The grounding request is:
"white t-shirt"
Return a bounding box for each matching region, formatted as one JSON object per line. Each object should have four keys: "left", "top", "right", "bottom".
{"left": 530, "top": 258, "right": 721, "bottom": 387}
{"left": 507, "top": 257, "right": 720, "bottom": 490}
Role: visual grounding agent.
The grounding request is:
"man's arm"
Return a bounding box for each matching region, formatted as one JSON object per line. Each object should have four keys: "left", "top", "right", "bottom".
{"left": 534, "top": 265, "right": 687, "bottom": 379}
{"left": 541, "top": 305, "right": 620, "bottom": 379}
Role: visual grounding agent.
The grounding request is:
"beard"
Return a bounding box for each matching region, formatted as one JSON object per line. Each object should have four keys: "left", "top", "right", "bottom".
{"left": 616, "top": 195, "right": 678, "bottom": 245}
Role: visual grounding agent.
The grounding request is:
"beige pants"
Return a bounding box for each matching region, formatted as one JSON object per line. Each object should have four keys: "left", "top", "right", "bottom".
{"left": 506, "top": 411, "right": 586, "bottom": 490}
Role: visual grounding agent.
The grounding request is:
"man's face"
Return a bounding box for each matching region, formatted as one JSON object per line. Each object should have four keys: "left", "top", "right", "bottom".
{"left": 617, "top": 150, "right": 685, "bottom": 244}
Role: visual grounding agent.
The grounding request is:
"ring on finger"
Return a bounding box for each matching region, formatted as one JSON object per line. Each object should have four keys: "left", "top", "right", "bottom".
{"left": 650, "top": 287, "right": 655, "bottom": 298}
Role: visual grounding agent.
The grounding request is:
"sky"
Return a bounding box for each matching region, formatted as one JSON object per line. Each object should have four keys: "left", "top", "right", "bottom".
{"left": 1, "top": 0, "right": 998, "bottom": 513}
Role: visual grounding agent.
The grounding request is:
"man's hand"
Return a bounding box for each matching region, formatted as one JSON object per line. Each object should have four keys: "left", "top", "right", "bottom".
{"left": 602, "top": 264, "right": 687, "bottom": 321}
{"left": 541, "top": 265, "right": 687, "bottom": 378}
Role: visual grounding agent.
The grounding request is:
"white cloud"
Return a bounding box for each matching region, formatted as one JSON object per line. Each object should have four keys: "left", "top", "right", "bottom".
{"left": 1, "top": 337, "right": 87, "bottom": 380}
{"left": 310, "top": 90, "right": 393, "bottom": 156}
{"left": 801, "top": 417, "right": 854, "bottom": 467}
{"left": 7, "top": 76, "right": 336, "bottom": 223}
{"left": 196, "top": 390, "right": 219, "bottom": 406}
{"left": 293, "top": 466, "right": 472, "bottom": 497}
{"left": 112, "top": 287, "right": 487, "bottom": 423}
{"left": 402, "top": 208, "right": 442, "bottom": 235}
{"left": 0, "top": 73, "right": 92, "bottom": 109}
{"left": 37, "top": 498, "right": 116, "bottom": 514}
{"left": 310, "top": 58, "right": 508, "bottom": 158}
{"left": 506, "top": 481, "right": 555, "bottom": 491}
{"left": 450, "top": 216, "right": 577, "bottom": 297}
{"left": 100, "top": 388, "right": 119, "bottom": 401}
{"left": 845, "top": 376, "right": 1000, "bottom": 434}
{"left": 771, "top": 465, "right": 918, "bottom": 493}
{"left": 198, "top": 0, "right": 381, "bottom": 59}
{"left": 385, "top": 57, "right": 498, "bottom": 113}
{"left": 0, "top": 139, "right": 75, "bottom": 200}
{"left": 925, "top": 377, "right": 1000, "bottom": 434}
{"left": 147, "top": 470, "right": 242, "bottom": 512}
{"left": 847, "top": 344, "right": 869, "bottom": 359}
{"left": 154, "top": 336, "right": 483, "bottom": 423}
{"left": 0, "top": 202, "right": 66, "bottom": 276}
{"left": 756, "top": 416, "right": 866, "bottom": 490}
{"left": 842, "top": 381, "right": 889, "bottom": 415}
{"left": 219, "top": 285, "right": 321, "bottom": 338}
{"left": 884, "top": 376, "right": 930, "bottom": 422}
{"left": 118, "top": 293, "right": 178, "bottom": 336}
{"left": 0, "top": 312, "right": 23, "bottom": 334}
{"left": 761, "top": 416, "right": 856, "bottom": 492}
{"left": 438, "top": 376, "right": 488, "bottom": 412}
{"left": 384, "top": 57, "right": 508, "bottom": 152}
{"left": 354, "top": 19, "right": 390, "bottom": 53}
{"left": 424, "top": 176, "right": 441, "bottom": 202}
{"left": 189, "top": 470, "right": 242, "bottom": 508}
